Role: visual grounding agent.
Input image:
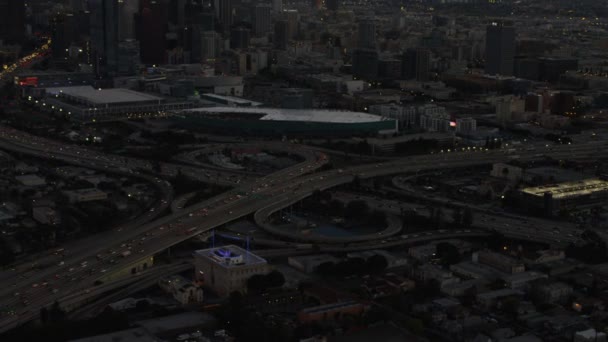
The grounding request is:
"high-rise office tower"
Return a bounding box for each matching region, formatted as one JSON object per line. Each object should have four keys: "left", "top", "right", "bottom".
{"left": 118, "top": 0, "right": 139, "bottom": 41}
{"left": 117, "top": 39, "right": 141, "bottom": 75}
{"left": 415, "top": 48, "right": 431, "bottom": 82}
{"left": 254, "top": 4, "right": 272, "bottom": 37}
{"left": 198, "top": 11, "right": 216, "bottom": 32}
{"left": 170, "top": 0, "right": 188, "bottom": 27}
{"left": 51, "top": 13, "right": 77, "bottom": 60}
{"left": 70, "top": 0, "right": 86, "bottom": 12}
{"left": 272, "top": 0, "right": 283, "bottom": 13}
{"left": 274, "top": 20, "right": 288, "bottom": 50}
{"left": 230, "top": 26, "right": 250, "bottom": 49}
{"left": 201, "top": 31, "right": 218, "bottom": 60}
{"left": 401, "top": 48, "right": 431, "bottom": 82}
{"left": 326, "top": 0, "right": 339, "bottom": 11}
{"left": 485, "top": 22, "right": 515, "bottom": 76}
{"left": 401, "top": 49, "right": 417, "bottom": 79}
{"left": 136, "top": 0, "right": 168, "bottom": 65}
{"left": 214, "top": 0, "right": 233, "bottom": 33}
{"left": 357, "top": 18, "right": 376, "bottom": 49}
{"left": 0, "top": 0, "right": 26, "bottom": 43}
{"left": 352, "top": 49, "right": 379, "bottom": 80}
{"left": 89, "top": 0, "right": 120, "bottom": 75}
{"left": 284, "top": 10, "right": 299, "bottom": 40}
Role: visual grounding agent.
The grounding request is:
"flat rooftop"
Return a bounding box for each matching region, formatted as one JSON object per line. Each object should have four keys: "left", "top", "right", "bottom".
{"left": 194, "top": 245, "right": 267, "bottom": 268}
{"left": 181, "top": 107, "right": 392, "bottom": 124}
{"left": 69, "top": 328, "right": 157, "bottom": 342}
{"left": 135, "top": 312, "right": 215, "bottom": 335}
{"left": 521, "top": 178, "right": 608, "bottom": 199}
{"left": 45, "top": 86, "right": 163, "bottom": 105}
{"left": 201, "top": 93, "right": 263, "bottom": 106}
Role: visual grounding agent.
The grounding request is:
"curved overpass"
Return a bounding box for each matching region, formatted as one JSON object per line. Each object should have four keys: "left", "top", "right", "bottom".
{"left": 174, "top": 142, "right": 315, "bottom": 176}
{"left": 252, "top": 141, "right": 607, "bottom": 244}
{"left": 0, "top": 136, "right": 606, "bottom": 333}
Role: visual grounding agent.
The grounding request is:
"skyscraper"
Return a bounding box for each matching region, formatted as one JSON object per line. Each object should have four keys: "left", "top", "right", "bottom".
{"left": 170, "top": 0, "right": 188, "bottom": 27}
{"left": 0, "top": 0, "right": 26, "bottom": 43}
{"left": 274, "top": 20, "right": 288, "bottom": 50}
{"left": 214, "top": 0, "right": 233, "bottom": 33}
{"left": 272, "top": 0, "right": 283, "bottom": 13}
{"left": 51, "top": 13, "right": 77, "bottom": 60}
{"left": 136, "top": 0, "right": 168, "bottom": 65}
{"left": 118, "top": 0, "right": 139, "bottom": 41}
{"left": 89, "top": 0, "right": 120, "bottom": 75}
{"left": 254, "top": 4, "right": 272, "bottom": 37}
{"left": 230, "top": 26, "right": 250, "bottom": 50}
{"left": 415, "top": 48, "right": 431, "bottom": 82}
{"left": 201, "top": 31, "right": 218, "bottom": 60}
{"left": 326, "top": 0, "right": 339, "bottom": 11}
{"left": 485, "top": 22, "right": 515, "bottom": 76}
{"left": 284, "top": 10, "right": 299, "bottom": 40}
{"left": 352, "top": 49, "right": 378, "bottom": 80}
{"left": 357, "top": 19, "right": 376, "bottom": 49}
{"left": 401, "top": 48, "right": 431, "bottom": 82}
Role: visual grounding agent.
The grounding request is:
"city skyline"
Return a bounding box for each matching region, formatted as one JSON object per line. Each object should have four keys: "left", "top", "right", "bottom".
{"left": 0, "top": 0, "right": 607, "bottom": 341}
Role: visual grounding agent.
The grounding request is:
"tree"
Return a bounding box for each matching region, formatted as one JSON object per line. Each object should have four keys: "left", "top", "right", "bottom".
{"left": 404, "top": 318, "right": 425, "bottom": 335}
{"left": 452, "top": 208, "right": 463, "bottom": 227}
{"left": 266, "top": 270, "right": 285, "bottom": 288}
{"left": 345, "top": 200, "right": 369, "bottom": 220}
{"left": 436, "top": 242, "right": 461, "bottom": 266}
{"left": 247, "top": 274, "right": 268, "bottom": 293}
{"left": 462, "top": 207, "right": 474, "bottom": 227}
{"left": 366, "top": 254, "right": 388, "bottom": 274}
{"left": 369, "top": 210, "right": 387, "bottom": 226}
{"left": 501, "top": 297, "right": 520, "bottom": 318}
{"left": 315, "top": 261, "right": 335, "bottom": 276}
{"left": 431, "top": 206, "right": 444, "bottom": 229}
{"left": 328, "top": 200, "right": 345, "bottom": 217}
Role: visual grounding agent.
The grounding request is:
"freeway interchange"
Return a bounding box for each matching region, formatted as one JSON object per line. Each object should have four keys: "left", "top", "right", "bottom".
{"left": 0, "top": 126, "right": 607, "bottom": 333}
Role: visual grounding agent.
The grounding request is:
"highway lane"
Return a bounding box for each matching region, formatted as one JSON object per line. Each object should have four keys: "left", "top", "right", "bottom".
{"left": 0, "top": 138, "right": 607, "bottom": 331}
{"left": 331, "top": 191, "right": 581, "bottom": 246}
{"left": 0, "top": 144, "right": 174, "bottom": 281}
{"left": 252, "top": 140, "right": 608, "bottom": 242}
{"left": 254, "top": 230, "right": 493, "bottom": 258}
{"left": 0, "top": 38, "right": 51, "bottom": 87}
{"left": 0, "top": 126, "right": 254, "bottom": 187}
{"left": 0, "top": 139, "right": 329, "bottom": 332}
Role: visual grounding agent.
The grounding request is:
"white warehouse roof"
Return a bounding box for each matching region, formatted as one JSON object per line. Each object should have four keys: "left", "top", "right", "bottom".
{"left": 181, "top": 107, "right": 390, "bottom": 124}
{"left": 45, "top": 86, "right": 163, "bottom": 105}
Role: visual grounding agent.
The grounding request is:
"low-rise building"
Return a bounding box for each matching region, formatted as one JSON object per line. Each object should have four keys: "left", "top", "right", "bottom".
{"left": 491, "top": 163, "right": 523, "bottom": 183}
{"left": 520, "top": 178, "right": 608, "bottom": 216}
{"left": 450, "top": 261, "right": 502, "bottom": 280}
{"left": 347, "top": 250, "right": 408, "bottom": 269}
{"left": 297, "top": 301, "right": 366, "bottom": 323}
{"left": 194, "top": 245, "right": 269, "bottom": 296}
{"left": 15, "top": 174, "right": 46, "bottom": 187}
{"left": 158, "top": 275, "right": 203, "bottom": 305}
{"left": 575, "top": 329, "right": 608, "bottom": 342}
{"left": 536, "top": 282, "right": 573, "bottom": 303}
{"left": 288, "top": 254, "right": 339, "bottom": 273}
{"left": 503, "top": 271, "right": 548, "bottom": 289}
{"left": 476, "top": 288, "right": 524, "bottom": 309}
{"left": 416, "top": 264, "right": 460, "bottom": 288}
{"left": 63, "top": 188, "right": 108, "bottom": 203}
{"left": 32, "top": 206, "right": 60, "bottom": 225}
{"left": 474, "top": 250, "right": 525, "bottom": 274}
{"left": 523, "top": 249, "right": 565, "bottom": 266}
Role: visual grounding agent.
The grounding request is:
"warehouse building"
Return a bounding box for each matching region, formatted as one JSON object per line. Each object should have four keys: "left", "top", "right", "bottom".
{"left": 41, "top": 86, "right": 194, "bottom": 122}
{"left": 520, "top": 178, "right": 608, "bottom": 216}
{"left": 173, "top": 107, "right": 398, "bottom": 137}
